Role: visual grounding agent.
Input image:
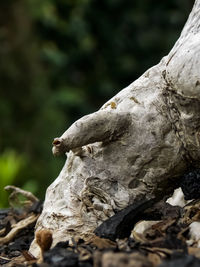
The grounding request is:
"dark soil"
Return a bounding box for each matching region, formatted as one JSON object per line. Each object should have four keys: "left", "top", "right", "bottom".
{"left": 2, "top": 169, "right": 200, "bottom": 267}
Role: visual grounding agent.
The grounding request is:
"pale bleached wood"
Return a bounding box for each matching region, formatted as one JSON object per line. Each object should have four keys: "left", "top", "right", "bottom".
{"left": 30, "top": 0, "right": 200, "bottom": 256}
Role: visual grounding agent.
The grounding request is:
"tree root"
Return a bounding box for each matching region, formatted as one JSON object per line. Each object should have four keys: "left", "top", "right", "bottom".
{"left": 0, "top": 213, "right": 39, "bottom": 245}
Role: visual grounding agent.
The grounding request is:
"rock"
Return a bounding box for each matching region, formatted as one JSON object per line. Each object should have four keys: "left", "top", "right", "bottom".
{"left": 166, "top": 188, "right": 188, "bottom": 207}
{"left": 94, "top": 198, "right": 156, "bottom": 240}
{"left": 187, "top": 222, "right": 200, "bottom": 247}
{"left": 180, "top": 169, "right": 200, "bottom": 200}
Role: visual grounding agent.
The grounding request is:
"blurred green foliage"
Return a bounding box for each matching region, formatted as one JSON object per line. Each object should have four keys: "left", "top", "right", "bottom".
{"left": 0, "top": 0, "right": 194, "bottom": 206}
{"left": 0, "top": 150, "right": 24, "bottom": 207}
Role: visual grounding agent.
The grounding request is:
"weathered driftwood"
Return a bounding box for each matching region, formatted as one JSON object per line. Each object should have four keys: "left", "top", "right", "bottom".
{"left": 30, "top": 0, "right": 200, "bottom": 255}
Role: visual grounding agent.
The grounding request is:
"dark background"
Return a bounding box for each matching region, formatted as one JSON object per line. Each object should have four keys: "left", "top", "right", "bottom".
{"left": 0, "top": 0, "right": 194, "bottom": 206}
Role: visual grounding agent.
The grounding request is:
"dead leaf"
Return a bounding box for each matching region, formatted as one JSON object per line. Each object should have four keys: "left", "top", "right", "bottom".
{"left": 188, "top": 247, "right": 200, "bottom": 259}
{"left": 87, "top": 235, "right": 116, "bottom": 249}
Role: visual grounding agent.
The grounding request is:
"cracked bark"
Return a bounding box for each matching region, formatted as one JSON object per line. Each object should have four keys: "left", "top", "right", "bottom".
{"left": 30, "top": 0, "right": 200, "bottom": 256}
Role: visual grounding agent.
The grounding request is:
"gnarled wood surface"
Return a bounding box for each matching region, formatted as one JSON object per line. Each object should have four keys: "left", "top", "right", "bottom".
{"left": 30, "top": 0, "right": 200, "bottom": 256}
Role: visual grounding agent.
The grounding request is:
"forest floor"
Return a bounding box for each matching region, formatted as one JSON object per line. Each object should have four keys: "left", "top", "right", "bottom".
{"left": 1, "top": 186, "right": 200, "bottom": 267}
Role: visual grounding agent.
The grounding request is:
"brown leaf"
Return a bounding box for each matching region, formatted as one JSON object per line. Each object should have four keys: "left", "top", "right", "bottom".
{"left": 87, "top": 235, "right": 116, "bottom": 249}
{"left": 101, "top": 252, "right": 153, "bottom": 267}
{"left": 78, "top": 247, "right": 92, "bottom": 261}
{"left": 188, "top": 247, "right": 200, "bottom": 259}
{"left": 21, "top": 250, "right": 37, "bottom": 261}
{"left": 147, "top": 252, "right": 162, "bottom": 266}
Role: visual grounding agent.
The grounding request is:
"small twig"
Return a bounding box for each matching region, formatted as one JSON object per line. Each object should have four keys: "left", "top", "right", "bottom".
{"left": 0, "top": 228, "right": 6, "bottom": 236}
{"left": 21, "top": 250, "right": 37, "bottom": 261}
{"left": 141, "top": 246, "right": 183, "bottom": 255}
{"left": 0, "top": 213, "right": 39, "bottom": 245}
{"left": 4, "top": 185, "right": 39, "bottom": 203}
{"left": 0, "top": 256, "right": 11, "bottom": 261}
